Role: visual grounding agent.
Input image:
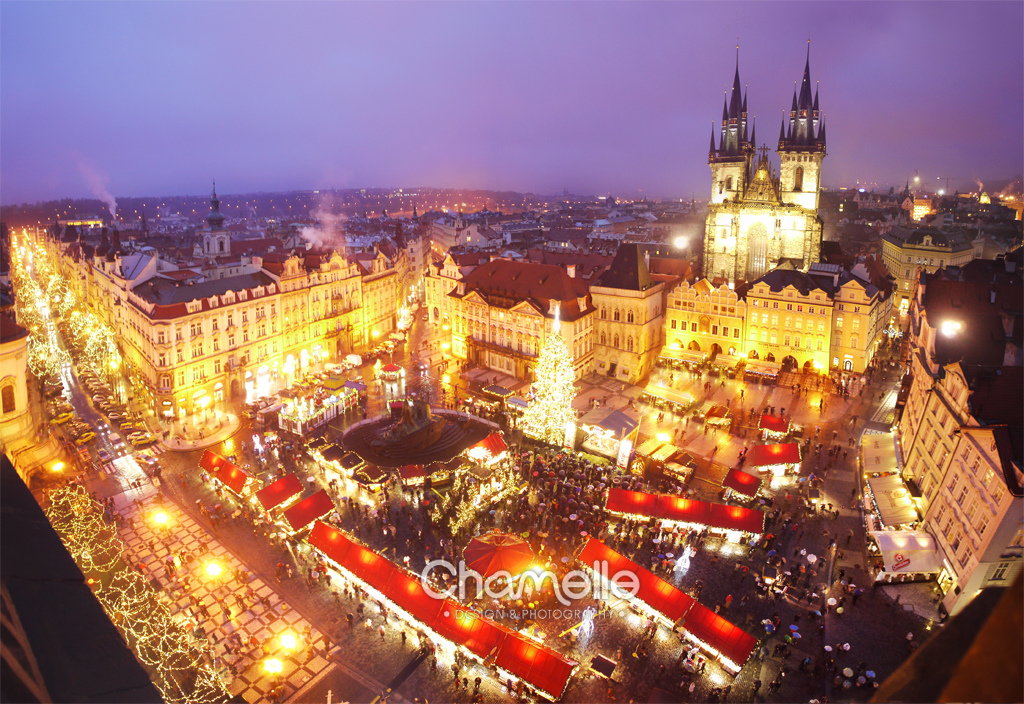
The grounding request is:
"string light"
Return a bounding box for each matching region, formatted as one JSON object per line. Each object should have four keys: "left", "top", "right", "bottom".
{"left": 45, "top": 485, "right": 230, "bottom": 704}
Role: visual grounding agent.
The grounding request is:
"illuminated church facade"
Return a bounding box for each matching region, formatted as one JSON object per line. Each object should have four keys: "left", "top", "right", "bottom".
{"left": 703, "top": 49, "right": 826, "bottom": 284}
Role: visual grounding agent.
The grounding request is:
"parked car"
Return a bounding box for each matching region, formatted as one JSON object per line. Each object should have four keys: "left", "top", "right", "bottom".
{"left": 97, "top": 449, "right": 112, "bottom": 463}
{"left": 74, "top": 432, "right": 96, "bottom": 445}
{"left": 50, "top": 412, "right": 74, "bottom": 425}
{"left": 128, "top": 434, "right": 155, "bottom": 447}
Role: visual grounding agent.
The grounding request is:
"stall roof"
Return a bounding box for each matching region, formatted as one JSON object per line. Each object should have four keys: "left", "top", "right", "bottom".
{"left": 643, "top": 385, "right": 695, "bottom": 408}
{"left": 472, "top": 432, "right": 508, "bottom": 457}
{"left": 282, "top": 490, "right": 334, "bottom": 532}
{"left": 748, "top": 443, "right": 802, "bottom": 467}
{"left": 210, "top": 458, "right": 250, "bottom": 495}
{"left": 344, "top": 380, "right": 367, "bottom": 391}
{"left": 508, "top": 396, "right": 528, "bottom": 408}
{"left": 606, "top": 488, "right": 765, "bottom": 534}
{"left": 482, "top": 384, "right": 513, "bottom": 398}
{"left": 323, "top": 375, "right": 346, "bottom": 391}
{"left": 255, "top": 473, "right": 303, "bottom": 511}
{"left": 868, "top": 531, "right": 940, "bottom": 574}
{"left": 866, "top": 474, "right": 918, "bottom": 527}
{"left": 320, "top": 444, "right": 345, "bottom": 463}
{"left": 578, "top": 538, "right": 756, "bottom": 667}
{"left": 659, "top": 348, "right": 707, "bottom": 363}
{"left": 862, "top": 431, "right": 899, "bottom": 473}
{"left": 758, "top": 414, "right": 790, "bottom": 434}
{"left": 723, "top": 468, "right": 762, "bottom": 497}
{"left": 381, "top": 363, "right": 401, "bottom": 373}
{"left": 580, "top": 408, "right": 639, "bottom": 437}
{"left": 745, "top": 361, "right": 781, "bottom": 375}
{"left": 399, "top": 465, "right": 427, "bottom": 480}
{"left": 705, "top": 404, "right": 730, "bottom": 420}
{"left": 306, "top": 522, "right": 575, "bottom": 699}
{"left": 711, "top": 354, "right": 743, "bottom": 368}
{"left": 635, "top": 438, "right": 666, "bottom": 457}
{"left": 199, "top": 449, "right": 228, "bottom": 472}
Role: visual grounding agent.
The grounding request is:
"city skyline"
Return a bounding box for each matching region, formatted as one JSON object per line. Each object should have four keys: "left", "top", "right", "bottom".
{"left": 2, "top": 1, "right": 1022, "bottom": 205}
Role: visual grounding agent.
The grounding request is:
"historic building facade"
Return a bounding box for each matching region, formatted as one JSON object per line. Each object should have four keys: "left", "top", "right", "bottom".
{"left": 703, "top": 52, "right": 825, "bottom": 283}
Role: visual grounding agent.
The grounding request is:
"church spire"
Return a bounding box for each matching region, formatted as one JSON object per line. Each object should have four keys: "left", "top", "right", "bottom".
{"left": 728, "top": 46, "right": 743, "bottom": 118}
{"left": 709, "top": 124, "right": 717, "bottom": 154}
{"left": 206, "top": 178, "right": 225, "bottom": 230}
{"left": 779, "top": 114, "right": 786, "bottom": 143}
{"left": 798, "top": 40, "right": 814, "bottom": 110}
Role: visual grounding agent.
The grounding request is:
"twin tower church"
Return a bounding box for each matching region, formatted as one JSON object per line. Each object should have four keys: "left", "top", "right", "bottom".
{"left": 703, "top": 47, "right": 827, "bottom": 284}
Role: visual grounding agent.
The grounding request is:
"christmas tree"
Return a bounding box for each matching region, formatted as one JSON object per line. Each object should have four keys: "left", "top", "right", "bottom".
{"left": 520, "top": 310, "right": 577, "bottom": 445}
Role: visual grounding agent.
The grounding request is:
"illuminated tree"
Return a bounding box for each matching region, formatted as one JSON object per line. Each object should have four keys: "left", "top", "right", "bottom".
{"left": 520, "top": 314, "right": 577, "bottom": 445}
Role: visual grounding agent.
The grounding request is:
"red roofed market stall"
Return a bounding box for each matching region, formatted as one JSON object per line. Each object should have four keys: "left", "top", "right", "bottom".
{"left": 255, "top": 473, "right": 304, "bottom": 512}
{"left": 722, "top": 468, "right": 763, "bottom": 499}
{"left": 306, "top": 522, "right": 575, "bottom": 700}
{"left": 757, "top": 414, "right": 791, "bottom": 439}
{"left": 577, "top": 538, "right": 757, "bottom": 672}
{"left": 199, "top": 450, "right": 252, "bottom": 495}
{"left": 282, "top": 490, "right": 334, "bottom": 533}
{"left": 605, "top": 488, "right": 764, "bottom": 537}
{"left": 748, "top": 443, "right": 802, "bottom": 477}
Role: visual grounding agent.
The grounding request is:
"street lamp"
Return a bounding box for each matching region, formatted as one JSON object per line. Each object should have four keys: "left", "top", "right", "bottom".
{"left": 50, "top": 461, "right": 65, "bottom": 473}
{"left": 204, "top": 561, "right": 225, "bottom": 579}
{"left": 150, "top": 510, "right": 171, "bottom": 527}
{"left": 262, "top": 658, "right": 284, "bottom": 675}
{"left": 673, "top": 235, "right": 689, "bottom": 250}
{"left": 278, "top": 630, "right": 301, "bottom": 652}
{"left": 940, "top": 320, "right": 962, "bottom": 337}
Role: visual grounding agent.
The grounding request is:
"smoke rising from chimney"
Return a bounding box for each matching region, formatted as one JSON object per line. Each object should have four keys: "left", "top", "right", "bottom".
{"left": 300, "top": 192, "right": 347, "bottom": 248}
{"left": 73, "top": 153, "right": 118, "bottom": 220}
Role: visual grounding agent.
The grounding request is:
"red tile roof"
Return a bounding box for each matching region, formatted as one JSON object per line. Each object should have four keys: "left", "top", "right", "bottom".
{"left": 456, "top": 259, "right": 593, "bottom": 321}
{"left": 748, "top": 443, "right": 802, "bottom": 467}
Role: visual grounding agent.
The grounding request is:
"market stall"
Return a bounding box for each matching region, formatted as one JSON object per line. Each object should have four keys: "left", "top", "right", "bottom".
{"left": 758, "top": 414, "right": 791, "bottom": 440}
{"left": 282, "top": 489, "right": 335, "bottom": 534}
{"left": 278, "top": 385, "right": 358, "bottom": 436}
{"left": 657, "top": 347, "right": 707, "bottom": 371}
{"left": 577, "top": 538, "right": 756, "bottom": 673}
{"left": 605, "top": 488, "right": 764, "bottom": 538}
{"left": 641, "top": 385, "right": 696, "bottom": 415}
{"left": 864, "top": 474, "right": 918, "bottom": 528}
{"left": 702, "top": 403, "right": 732, "bottom": 428}
{"left": 747, "top": 443, "right": 802, "bottom": 477}
{"left": 579, "top": 408, "right": 639, "bottom": 468}
{"left": 708, "top": 354, "right": 742, "bottom": 377}
{"left": 306, "top": 522, "right": 576, "bottom": 700}
{"left": 722, "top": 467, "right": 762, "bottom": 499}
{"left": 199, "top": 450, "right": 253, "bottom": 496}
{"left": 255, "top": 473, "right": 303, "bottom": 512}
{"left": 743, "top": 361, "right": 780, "bottom": 383}
{"left": 630, "top": 440, "right": 693, "bottom": 483}
{"left": 378, "top": 363, "right": 404, "bottom": 383}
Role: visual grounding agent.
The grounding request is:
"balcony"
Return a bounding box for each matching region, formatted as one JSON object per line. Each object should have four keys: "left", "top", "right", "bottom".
{"left": 467, "top": 336, "right": 537, "bottom": 361}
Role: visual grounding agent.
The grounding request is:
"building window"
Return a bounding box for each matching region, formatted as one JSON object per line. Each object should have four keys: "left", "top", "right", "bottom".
{"left": 992, "top": 562, "right": 1011, "bottom": 582}
{"left": 1, "top": 385, "right": 14, "bottom": 414}
{"left": 214, "top": 359, "right": 222, "bottom": 374}
{"left": 627, "top": 311, "right": 634, "bottom": 323}
{"left": 613, "top": 310, "right": 620, "bottom": 322}
{"left": 671, "top": 320, "right": 677, "bottom": 330}
{"left": 690, "top": 322, "right": 697, "bottom": 332}
{"left": 157, "top": 331, "right": 166, "bottom": 344}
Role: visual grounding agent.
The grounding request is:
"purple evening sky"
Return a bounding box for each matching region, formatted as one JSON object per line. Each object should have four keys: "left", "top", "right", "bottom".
{"left": 1, "top": 1, "right": 1021, "bottom": 204}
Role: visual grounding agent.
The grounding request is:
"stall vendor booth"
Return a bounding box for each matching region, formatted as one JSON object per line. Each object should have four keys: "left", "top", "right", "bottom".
{"left": 577, "top": 538, "right": 756, "bottom": 674}
{"left": 708, "top": 354, "right": 743, "bottom": 377}
{"left": 307, "top": 522, "right": 576, "bottom": 700}
{"left": 378, "top": 363, "right": 404, "bottom": 383}
{"left": 579, "top": 408, "right": 639, "bottom": 469}
{"left": 642, "top": 386, "right": 695, "bottom": 415}
{"left": 864, "top": 473, "right": 918, "bottom": 529}
{"left": 605, "top": 488, "right": 764, "bottom": 541}
{"left": 722, "top": 468, "right": 762, "bottom": 500}
{"left": 481, "top": 384, "right": 513, "bottom": 407}
{"left": 630, "top": 439, "right": 695, "bottom": 485}
{"left": 758, "top": 414, "right": 791, "bottom": 440}
{"left": 748, "top": 443, "right": 802, "bottom": 477}
{"left": 255, "top": 473, "right": 304, "bottom": 514}
{"left": 743, "top": 360, "right": 780, "bottom": 384}
{"left": 868, "top": 530, "right": 941, "bottom": 584}
{"left": 657, "top": 346, "right": 707, "bottom": 371}
{"left": 199, "top": 450, "right": 253, "bottom": 496}
{"left": 282, "top": 489, "right": 334, "bottom": 535}
{"left": 702, "top": 403, "right": 732, "bottom": 428}
{"left": 467, "top": 432, "right": 509, "bottom": 470}
{"left": 278, "top": 385, "right": 358, "bottom": 436}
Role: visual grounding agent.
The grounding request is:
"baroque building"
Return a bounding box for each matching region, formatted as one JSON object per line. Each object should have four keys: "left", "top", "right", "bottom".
{"left": 703, "top": 49, "right": 825, "bottom": 283}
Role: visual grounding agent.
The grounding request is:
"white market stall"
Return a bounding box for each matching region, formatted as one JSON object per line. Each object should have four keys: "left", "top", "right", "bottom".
{"left": 868, "top": 530, "right": 941, "bottom": 582}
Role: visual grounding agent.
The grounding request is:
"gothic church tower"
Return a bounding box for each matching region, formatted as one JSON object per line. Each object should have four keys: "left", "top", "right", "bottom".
{"left": 703, "top": 46, "right": 825, "bottom": 284}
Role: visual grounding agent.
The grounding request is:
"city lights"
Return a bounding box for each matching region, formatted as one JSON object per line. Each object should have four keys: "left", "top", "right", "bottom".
{"left": 262, "top": 658, "right": 284, "bottom": 675}
{"left": 940, "top": 320, "right": 963, "bottom": 337}
{"left": 203, "top": 561, "right": 224, "bottom": 578}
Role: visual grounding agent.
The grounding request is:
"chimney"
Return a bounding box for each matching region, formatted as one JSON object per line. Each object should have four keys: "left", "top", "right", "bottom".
{"left": 567, "top": 264, "right": 577, "bottom": 278}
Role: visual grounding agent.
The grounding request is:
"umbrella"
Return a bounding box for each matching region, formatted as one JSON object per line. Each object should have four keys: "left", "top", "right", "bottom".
{"left": 570, "top": 514, "right": 578, "bottom": 520}
{"left": 793, "top": 632, "right": 802, "bottom": 639}
{"left": 807, "top": 554, "right": 817, "bottom": 563}
{"left": 827, "top": 597, "right": 838, "bottom": 606}
{"left": 857, "top": 676, "right": 867, "bottom": 685}
{"left": 824, "top": 646, "right": 833, "bottom": 652}
{"left": 666, "top": 553, "right": 675, "bottom": 558}
{"left": 842, "top": 643, "right": 851, "bottom": 651}
{"left": 789, "top": 625, "right": 800, "bottom": 631}
{"left": 463, "top": 531, "right": 535, "bottom": 578}
{"left": 843, "top": 668, "right": 854, "bottom": 678}
{"left": 866, "top": 671, "right": 875, "bottom": 679}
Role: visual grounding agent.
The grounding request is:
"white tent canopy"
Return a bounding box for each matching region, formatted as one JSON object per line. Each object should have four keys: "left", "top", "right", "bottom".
{"left": 866, "top": 473, "right": 918, "bottom": 526}
{"left": 868, "top": 531, "right": 941, "bottom": 574}
{"left": 861, "top": 431, "right": 899, "bottom": 473}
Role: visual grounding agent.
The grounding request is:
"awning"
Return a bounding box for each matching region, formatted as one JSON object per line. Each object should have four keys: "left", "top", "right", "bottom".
{"left": 745, "top": 361, "right": 780, "bottom": 376}
{"left": 306, "top": 522, "right": 575, "bottom": 699}
{"left": 198, "top": 449, "right": 226, "bottom": 472}
{"left": 606, "top": 488, "right": 765, "bottom": 534}
{"left": 705, "top": 405, "right": 730, "bottom": 420}
{"left": 255, "top": 473, "right": 303, "bottom": 511}
{"left": 508, "top": 396, "right": 528, "bottom": 409}
{"left": 649, "top": 444, "right": 678, "bottom": 463}
{"left": 471, "top": 432, "right": 508, "bottom": 457}
{"left": 399, "top": 465, "right": 426, "bottom": 480}
{"left": 710, "top": 354, "right": 742, "bottom": 368}
{"left": 580, "top": 408, "right": 639, "bottom": 437}
{"left": 723, "top": 468, "right": 762, "bottom": 497}
{"left": 381, "top": 364, "right": 401, "bottom": 373}
{"left": 659, "top": 349, "right": 706, "bottom": 364}
{"left": 868, "top": 531, "right": 940, "bottom": 573}
{"left": 578, "top": 538, "right": 756, "bottom": 668}
{"left": 748, "top": 443, "right": 801, "bottom": 468}
{"left": 642, "top": 385, "right": 695, "bottom": 408}
{"left": 482, "top": 384, "right": 513, "bottom": 398}
{"left": 344, "top": 380, "right": 367, "bottom": 391}
{"left": 200, "top": 451, "right": 250, "bottom": 494}
{"left": 758, "top": 414, "right": 790, "bottom": 435}
{"left": 282, "top": 490, "right": 334, "bottom": 532}
{"left": 861, "top": 431, "right": 899, "bottom": 473}
{"left": 866, "top": 474, "right": 918, "bottom": 526}
{"left": 323, "top": 375, "right": 347, "bottom": 392}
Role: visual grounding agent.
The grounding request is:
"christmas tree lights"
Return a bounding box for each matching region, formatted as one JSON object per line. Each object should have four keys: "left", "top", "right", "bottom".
{"left": 519, "top": 309, "right": 577, "bottom": 445}
{"left": 45, "top": 486, "right": 230, "bottom": 704}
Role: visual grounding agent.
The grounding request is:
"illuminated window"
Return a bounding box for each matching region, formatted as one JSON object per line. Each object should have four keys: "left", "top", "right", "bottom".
{"left": 1, "top": 385, "right": 14, "bottom": 414}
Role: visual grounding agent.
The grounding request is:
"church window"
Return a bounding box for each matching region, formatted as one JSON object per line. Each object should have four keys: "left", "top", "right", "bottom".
{"left": 627, "top": 311, "right": 634, "bottom": 323}
{"left": 600, "top": 332, "right": 606, "bottom": 345}
{"left": 613, "top": 334, "right": 620, "bottom": 348}
{"left": 600, "top": 308, "right": 607, "bottom": 319}
{"left": 1, "top": 384, "right": 15, "bottom": 414}
{"left": 794, "top": 166, "right": 804, "bottom": 192}
{"left": 626, "top": 337, "right": 634, "bottom": 352}
{"left": 613, "top": 310, "right": 620, "bottom": 322}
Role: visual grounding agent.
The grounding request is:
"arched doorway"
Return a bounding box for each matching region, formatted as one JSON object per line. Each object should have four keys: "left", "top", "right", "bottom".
{"left": 728, "top": 347, "right": 736, "bottom": 355}
{"left": 433, "top": 306, "right": 439, "bottom": 320}
{"left": 230, "top": 379, "right": 240, "bottom": 399}
{"left": 710, "top": 343, "right": 722, "bottom": 360}
{"left": 765, "top": 353, "right": 776, "bottom": 362}
{"left": 748, "top": 350, "right": 759, "bottom": 359}
{"left": 781, "top": 355, "right": 797, "bottom": 372}
{"left": 803, "top": 360, "right": 814, "bottom": 372}
{"left": 687, "top": 340, "right": 701, "bottom": 351}
{"left": 843, "top": 359, "right": 854, "bottom": 371}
